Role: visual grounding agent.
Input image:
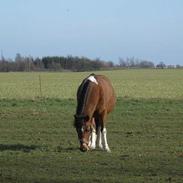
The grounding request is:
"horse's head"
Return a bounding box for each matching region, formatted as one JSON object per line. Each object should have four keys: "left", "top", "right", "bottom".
{"left": 74, "top": 114, "right": 93, "bottom": 152}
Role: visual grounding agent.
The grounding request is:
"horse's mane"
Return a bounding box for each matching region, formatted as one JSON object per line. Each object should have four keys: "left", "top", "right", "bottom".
{"left": 76, "top": 74, "right": 96, "bottom": 116}
{"left": 76, "top": 79, "right": 90, "bottom": 115}
{"left": 74, "top": 74, "right": 97, "bottom": 128}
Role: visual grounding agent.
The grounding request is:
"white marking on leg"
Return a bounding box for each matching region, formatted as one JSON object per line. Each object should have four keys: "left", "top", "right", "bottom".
{"left": 88, "top": 134, "right": 91, "bottom": 147}
{"left": 101, "top": 128, "right": 111, "bottom": 152}
{"left": 87, "top": 76, "right": 98, "bottom": 85}
{"left": 96, "top": 127, "right": 103, "bottom": 149}
{"left": 90, "top": 128, "right": 96, "bottom": 149}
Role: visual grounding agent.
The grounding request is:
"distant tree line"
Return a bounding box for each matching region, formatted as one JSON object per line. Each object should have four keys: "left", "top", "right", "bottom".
{"left": 118, "top": 57, "right": 182, "bottom": 69}
{"left": 0, "top": 53, "right": 113, "bottom": 72}
{"left": 119, "top": 57, "right": 155, "bottom": 68}
{"left": 119, "top": 57, "right": 183, "bottom": 69}
{"left": 0, "top": 53, "right": 182, "bottom": 72}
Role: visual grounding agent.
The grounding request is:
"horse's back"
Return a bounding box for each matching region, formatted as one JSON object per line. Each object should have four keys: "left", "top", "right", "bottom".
{"left": 95, "top": 75, "right": 116, "bottom": 113}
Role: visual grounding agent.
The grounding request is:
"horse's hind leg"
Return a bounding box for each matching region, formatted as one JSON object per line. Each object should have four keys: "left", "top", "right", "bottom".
{"left": 101, "top": 127, "right": 111, "bottom": 152}
{"left": 100, "top": 112, "right": 111, "bottom": 152}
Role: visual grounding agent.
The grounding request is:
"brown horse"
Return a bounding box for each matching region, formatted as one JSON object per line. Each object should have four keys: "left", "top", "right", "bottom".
{"left": 74, "top": 73, "right": 116, "bottom": 152}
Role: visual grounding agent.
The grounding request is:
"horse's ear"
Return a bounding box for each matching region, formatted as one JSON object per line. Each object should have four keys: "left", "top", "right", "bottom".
{"left": 84, "top": 115, "right": 89, "bottom": 122}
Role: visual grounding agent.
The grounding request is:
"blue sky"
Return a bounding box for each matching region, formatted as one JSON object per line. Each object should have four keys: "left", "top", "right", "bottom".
{"left": 0, "top": 0, "right": 183, "bottom": 65}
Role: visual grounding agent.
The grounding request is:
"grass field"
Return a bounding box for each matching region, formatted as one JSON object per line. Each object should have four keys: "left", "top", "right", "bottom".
{"left": 0, "top": 69, "right": 183, "bottom": 99}
{"left": 0, "top": 69, "right": 183, "bottom": 183}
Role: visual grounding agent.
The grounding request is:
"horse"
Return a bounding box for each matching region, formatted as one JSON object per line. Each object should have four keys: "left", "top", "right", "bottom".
{"left": 74, "top": 73, "right": 116, "bottom": 152}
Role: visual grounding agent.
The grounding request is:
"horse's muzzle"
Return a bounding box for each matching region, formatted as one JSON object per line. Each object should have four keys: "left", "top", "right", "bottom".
{"left": 80, "top": 143, "right": 90, "bottom": 152}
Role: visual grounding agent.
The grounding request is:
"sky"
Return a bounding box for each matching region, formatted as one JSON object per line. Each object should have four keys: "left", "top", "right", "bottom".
{"left": 0, "top": 0, "right": 183, "bottom": 65}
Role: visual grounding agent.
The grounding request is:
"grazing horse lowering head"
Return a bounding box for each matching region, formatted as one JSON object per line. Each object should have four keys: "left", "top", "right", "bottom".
{"left": 74, "top": 114, "right": 93, "bottom": 151}
{"left": 74, "top": 74, "right": 116, "bottom": 152}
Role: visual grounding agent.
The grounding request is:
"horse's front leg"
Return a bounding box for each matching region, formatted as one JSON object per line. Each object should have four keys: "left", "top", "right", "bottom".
{"left": 90, "top": 128, "right": 96, "bottom": 150}
{"left": 89, "top": 118, "right": 97, "bottom": 150}
{"left": 96, "top": 126, "right": 103, "bottom": 149}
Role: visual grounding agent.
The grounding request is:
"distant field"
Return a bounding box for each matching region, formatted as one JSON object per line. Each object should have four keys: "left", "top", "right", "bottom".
{"left": 0, "top": 69, "right": 183, "bottom": 183}
{"left": 0, "top": 69, "right": 183, "bottom": 99}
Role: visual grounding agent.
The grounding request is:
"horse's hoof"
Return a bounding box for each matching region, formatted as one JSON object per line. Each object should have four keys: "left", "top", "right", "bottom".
{"left": 105, "top": 148, "right": 111, "bottom": 153}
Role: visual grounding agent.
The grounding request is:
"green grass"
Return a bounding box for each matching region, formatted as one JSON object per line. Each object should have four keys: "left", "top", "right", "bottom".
{"left": 0, "top": 69, "right": 183, "bottom": 99}
{"left": 0, "top": 70, "right": 183, "bottom": 182}
{"left": 0, "top": 98, "right": 183, "bottom": 183}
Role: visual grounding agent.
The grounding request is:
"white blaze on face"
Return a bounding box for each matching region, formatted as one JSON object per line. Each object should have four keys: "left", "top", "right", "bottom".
{"left": 87, "top": 76, "right": 98, "bottom": 85}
